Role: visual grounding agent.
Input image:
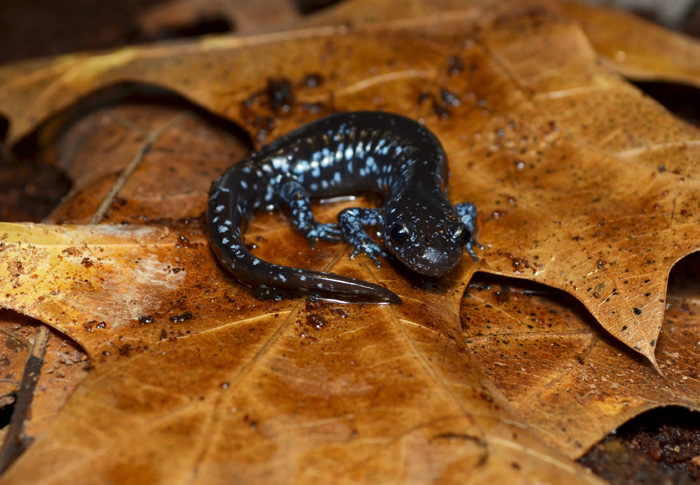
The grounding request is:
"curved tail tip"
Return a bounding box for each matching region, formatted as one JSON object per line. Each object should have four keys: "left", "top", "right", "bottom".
{"left": 351, "top": 281, "right": 402, "bottom": 304}
{"left": 316, "top": 281, "right": 402, "bottom": 304}
{"left": 359, "top": 285, "right": 402, "bottom": 304}
{"left": 318, "top": 287, "right": 402, "bottom": 305}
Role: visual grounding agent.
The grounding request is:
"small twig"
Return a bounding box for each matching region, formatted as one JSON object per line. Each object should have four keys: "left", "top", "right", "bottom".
{"left": 0, "top": 325, "right": 50, "bottom": 473}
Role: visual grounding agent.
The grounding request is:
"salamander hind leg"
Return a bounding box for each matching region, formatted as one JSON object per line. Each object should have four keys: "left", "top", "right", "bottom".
{"left": 456, "top": 202, "right": 484, "bottom": 261}
{"left": 337, "top": 207, "right": 387, "bottom": 267}
{"left": 279, "top": 179, "right": 343, "bottom": 247}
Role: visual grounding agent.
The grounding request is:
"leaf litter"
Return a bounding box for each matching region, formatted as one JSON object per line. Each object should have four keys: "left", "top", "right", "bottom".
{"left": 0, "top": 0, "right": 699, "bottom": 482}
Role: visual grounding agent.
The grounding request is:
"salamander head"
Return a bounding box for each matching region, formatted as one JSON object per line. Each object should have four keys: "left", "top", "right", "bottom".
{"left": 383, "top": 188, "right": 473, "bottom": 277}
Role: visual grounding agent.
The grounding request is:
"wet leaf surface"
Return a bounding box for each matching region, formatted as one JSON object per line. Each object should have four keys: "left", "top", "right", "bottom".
{"left": 462, "top": 270, "right": 700, "bottom": 458}
{"left": 0, "top": 102, "right": 598, "bottom": 481}
{"left": 0, "top": 221, "right": 601, "bottom": 483}
{"left": 0, "top": 0, "right": 699, "bottom": 482}
{"left": 2, "top": 0, "right": 699, "bottom": 366}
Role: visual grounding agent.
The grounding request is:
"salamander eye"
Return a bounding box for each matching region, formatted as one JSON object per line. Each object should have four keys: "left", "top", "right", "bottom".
{"left": 390, "top": 223, "right": 412, "bottom": 245}
{"left": 452, "top": 224, "right": 472, "bottom": 246}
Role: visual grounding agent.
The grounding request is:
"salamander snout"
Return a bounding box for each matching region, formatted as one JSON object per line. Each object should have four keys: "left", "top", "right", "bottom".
{"left": 385, "top": 219, "right": 472, "bottom": 277}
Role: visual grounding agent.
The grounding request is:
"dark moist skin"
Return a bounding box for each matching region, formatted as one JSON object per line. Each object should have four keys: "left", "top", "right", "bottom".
{"left": 208, "top": 111, "right": 480, "bottom": 304}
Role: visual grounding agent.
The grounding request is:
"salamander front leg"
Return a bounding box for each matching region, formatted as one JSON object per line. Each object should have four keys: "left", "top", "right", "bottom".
{"left": 337, "top": 207, "right": 387, "bottom": 267}
{"left": 456, "top": 202, "right": 484, "bottom": 261}
{"left": 279, "top": 180, "right": 343, "bottom": 247}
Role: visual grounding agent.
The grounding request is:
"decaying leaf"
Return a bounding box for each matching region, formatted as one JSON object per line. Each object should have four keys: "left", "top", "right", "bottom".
{"left": 0, "top": 221, "right": 603, "bottom": 483}
{"left": 2, "top": 0, "right": 699, "bottom": 365}
{"left": 462, "top": 270, "right": 700, "bottom": 459}
{"left": 0, "top": 311, "right": 88, "bottom": 440}
{"left": 137, "top": 0, "right": 301, "bottom": 37}
{"left": 46, "top": 103, "right": 251, "bottom": 224}
{"left": 0, "top": 0, "right": 699, "bottom": 482}
{"left": 561, "top": 1, "right": 700, "bottom": 86}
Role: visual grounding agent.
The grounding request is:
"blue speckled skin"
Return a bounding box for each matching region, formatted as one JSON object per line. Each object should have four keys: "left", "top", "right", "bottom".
{"left": 208, "top": 111, "right": 479, "bottom": 304}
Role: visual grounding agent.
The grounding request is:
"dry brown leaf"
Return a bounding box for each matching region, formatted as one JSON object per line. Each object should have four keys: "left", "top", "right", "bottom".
{"left": 0, "top": 0, "right": 699, "bottom": 481}
{"left": 2, "top": 0, "right": 699, "bottom": 365}
{"left": 1, "top": 103, "right": 596, "bottom": 481}
{"left": 0, "top": 102, "right": 246, "bottom": 459}
{"left": 46, "top": 102, "right": 250, "bottom": 224}
{"left": 0, "top": 311, "right": 88, "bottom": 440}
{"left": 0, "top": 222, "right": 601, "bottom": 483}
{"left": 462, "top": 270, "right": 700, "bottom": 459}
{"left": 137, "top": 0, "right": 300, "bottom": 37}
{"left": 560, "top": 1, "right": 700, "bottom": 86}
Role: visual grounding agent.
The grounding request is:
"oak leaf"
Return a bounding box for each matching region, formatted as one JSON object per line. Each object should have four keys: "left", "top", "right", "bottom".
{"left": 462, "top": 269, "right": 700, "bottom": 459}
{"left": 2, "top": 0, "right": 699, "bottom": 366}
{"left": 0, "top": 0, "right": 698, "bottom": 482}
{"left": 0, "top": 220, "right": 601, "bottom": 483}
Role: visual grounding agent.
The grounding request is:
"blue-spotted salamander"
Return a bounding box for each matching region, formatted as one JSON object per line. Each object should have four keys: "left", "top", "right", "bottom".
{"left": 208, "top": 111, "right": 480, "bottom": 304}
